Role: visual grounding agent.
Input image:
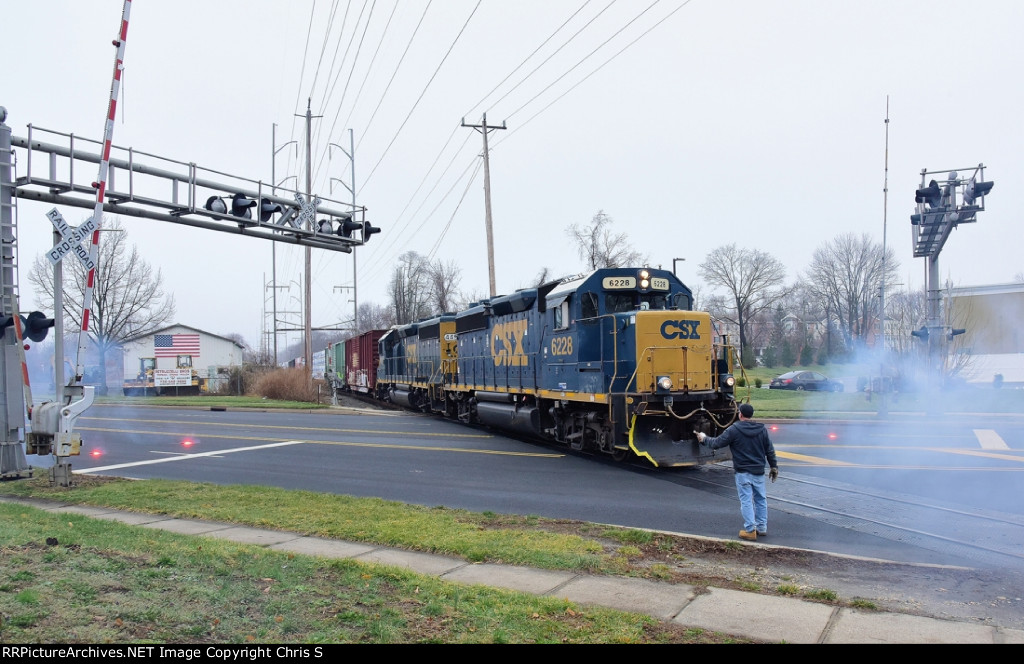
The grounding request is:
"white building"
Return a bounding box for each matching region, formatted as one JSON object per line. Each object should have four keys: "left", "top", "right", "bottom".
{"left": 122, "top": 324, "right": 244, "bottom": 392}
{"left": 948, "top": 282, "right": 1024, "bottom": 386}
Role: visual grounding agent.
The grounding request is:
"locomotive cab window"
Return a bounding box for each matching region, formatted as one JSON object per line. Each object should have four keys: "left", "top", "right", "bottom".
{"left": 640, "top": 293, "right": 668, "bottom": 310}
{"left": 606, "top": 293, "right": 635, "bottom": 313}
{"left": 580, "top": 292, "right": 598, "bottom": 319}
{"left": 671, "top": 292, "right": 692, "bottom": 310}
{"left": 553, "top": 297, "right": 571, "bottom": 330}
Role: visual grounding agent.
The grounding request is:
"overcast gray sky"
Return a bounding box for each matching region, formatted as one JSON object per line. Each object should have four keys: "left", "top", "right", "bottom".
{"left": 3, "top": 0, "right": 1021, "bottom": 354}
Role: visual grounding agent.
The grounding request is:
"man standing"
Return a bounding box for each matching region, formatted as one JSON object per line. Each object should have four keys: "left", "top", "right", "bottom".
{"left": 696, "top": 403, "right": 778, "bottom": 541}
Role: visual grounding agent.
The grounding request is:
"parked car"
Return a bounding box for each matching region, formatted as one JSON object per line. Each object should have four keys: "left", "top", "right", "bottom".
{"left": 769, "top": 370, "right": 844, "bottom": 392}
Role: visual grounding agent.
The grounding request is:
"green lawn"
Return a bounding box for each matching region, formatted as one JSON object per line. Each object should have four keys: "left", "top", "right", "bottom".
{"left": 735, "top": 363, "right": 1024, "bottom": 418}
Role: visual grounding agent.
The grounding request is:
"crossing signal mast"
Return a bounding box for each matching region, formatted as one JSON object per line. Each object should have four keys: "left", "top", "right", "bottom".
{"left": 909, "top": 164, "right": 993, "bottom": 380}
{"left": 0, "top": 1, "right": 378, "bottom": 483}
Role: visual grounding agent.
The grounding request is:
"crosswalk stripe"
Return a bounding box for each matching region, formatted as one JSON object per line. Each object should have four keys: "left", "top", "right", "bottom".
{"left": 974, "top": 429, "right": 1009, "bottom": 450}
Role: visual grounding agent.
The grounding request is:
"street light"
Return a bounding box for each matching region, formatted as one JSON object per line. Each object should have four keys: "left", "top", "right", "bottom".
{"left": 672, "top": 258, "right": 686, "bottom": 278}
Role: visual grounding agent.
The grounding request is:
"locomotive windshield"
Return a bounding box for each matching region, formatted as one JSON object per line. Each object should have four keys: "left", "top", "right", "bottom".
{"left": 605, "top": 292, "right": 671, "bottom": 313}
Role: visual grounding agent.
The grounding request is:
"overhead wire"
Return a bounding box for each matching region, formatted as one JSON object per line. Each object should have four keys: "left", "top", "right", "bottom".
{"left": 338, "top": 0, "right": 400, "bottom": 142}
{"left": 313, "top": 0, "right": 374, "bottom": 163}
{"left": 311, "top": 0, "right": 353, "bottom": 130}
{"left": 360, "top": 131, "right": 478, "bottom": 281}
{"left": 354, "top": 1, "right": 432, "bottom": 156}
{"left": 494, "top": 0, "right": 693, "bottom": 148}
{"left": 425, "top": 158, "right": 484, "bottom": 262}
{"left": 504, "top": 0, "right": 662, "bottom": 123}
{"left": 361, "top": 0, "right": 483, "bottom": 188}
{"left": 360, "top": 1, "right": 595, "bottom": 280}
{"left": 297, "top": 0, "right": 697, "bottom": 318}
{"left": 478, "top": 0, "right": 617, "bottom": 118}
{"left": 461, "top": 0, "right": 594, "bottom": 121}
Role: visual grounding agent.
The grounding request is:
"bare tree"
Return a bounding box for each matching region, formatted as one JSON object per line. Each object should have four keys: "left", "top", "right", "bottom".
{"left": 388, "top": 251, "right": 432, "bottom": 325}
{"left": 355, "top": 302, "right": 395, "bottom": 335}
{"left": 566, "top": 210, "right": 647, "bottom": 269}
{"left": 804, "top": 233, "right": 899, "bottom": 353}
{"left": 426, "top": 259, "right": 462, "bottom": 314}
{"left": 698, "top": 244, "right": 789, "bottom": 367}
{"left": 28, "top": 218, "right": 175, "bottom": 393}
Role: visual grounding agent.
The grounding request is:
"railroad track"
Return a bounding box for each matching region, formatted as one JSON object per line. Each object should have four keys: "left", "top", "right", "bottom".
{"left": 685, "top": 463, "right": 1024, "bottom": 570}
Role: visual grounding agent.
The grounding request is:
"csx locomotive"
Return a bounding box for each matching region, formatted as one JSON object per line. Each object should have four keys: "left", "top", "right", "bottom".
{"left": 344, "top": 267, "right": 740, "bottom": 468}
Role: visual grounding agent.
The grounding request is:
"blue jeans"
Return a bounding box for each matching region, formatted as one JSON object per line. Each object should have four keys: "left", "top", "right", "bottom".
{"left": 734, "top": 471, "right": 767, "bottom": 533}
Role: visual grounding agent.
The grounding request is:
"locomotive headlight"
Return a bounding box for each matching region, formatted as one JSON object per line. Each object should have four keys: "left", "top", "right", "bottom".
{"left": 639, "top": 269, "right": 650, "bottom": 289}
{"left": 724, "top": 375, "right": 735, "bottom": 389}
{"left": 657, "top": 375, "right": 673, "bottom": 392}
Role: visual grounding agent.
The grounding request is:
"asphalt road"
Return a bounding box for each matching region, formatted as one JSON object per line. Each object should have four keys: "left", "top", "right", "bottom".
{"left": 27, "top": 403, "right": 1024, "bottom": 573}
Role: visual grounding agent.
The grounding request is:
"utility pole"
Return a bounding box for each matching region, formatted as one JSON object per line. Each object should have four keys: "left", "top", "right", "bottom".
{"left": 462, "top": 114, "right": 506, "bottom": 298}
{"left": 878, "top": 97, "right": 890, "bottom": 417}
{"left": 329, "top": 129, "right": 358, "bottom": 334}
{"left": 297, "top": 99, "right": 322, "bottom": 373}
{"left": 271, "top": 123, "right": 296, "bottom": 366}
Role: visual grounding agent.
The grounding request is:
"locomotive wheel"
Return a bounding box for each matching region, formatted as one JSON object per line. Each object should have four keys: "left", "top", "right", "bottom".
{"left": 612, "top": 447, "right": 630, "bottom": 462}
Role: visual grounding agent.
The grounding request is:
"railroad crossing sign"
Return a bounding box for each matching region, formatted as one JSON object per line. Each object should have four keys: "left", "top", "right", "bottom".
{"left": 293, "top": 192, "right": 321, "bottom": 230}
{"left": 46, "top": 208, "right": 96, "bottom": 271}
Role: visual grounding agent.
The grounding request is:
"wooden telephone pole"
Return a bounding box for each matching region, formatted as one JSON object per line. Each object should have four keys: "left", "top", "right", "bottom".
{"left": 462, "top": 114, "right": 506, "bottom": 298}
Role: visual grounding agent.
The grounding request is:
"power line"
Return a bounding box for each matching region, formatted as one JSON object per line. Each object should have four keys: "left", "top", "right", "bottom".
{"left": 461, "top": 0, "right": 595, "bottom": 120}
{"left": 362, "top": 0, "right": 482, "bottom": 188}
{"left": 495, "top": 0, "right": 694, "bottom": 146}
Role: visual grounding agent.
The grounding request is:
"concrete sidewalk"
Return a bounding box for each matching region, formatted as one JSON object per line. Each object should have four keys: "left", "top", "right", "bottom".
{"left": 5, "top": 495, "right": 1024, "bottom": 644}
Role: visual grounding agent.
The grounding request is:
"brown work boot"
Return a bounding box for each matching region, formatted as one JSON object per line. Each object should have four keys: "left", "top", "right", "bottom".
{"left": 739, "top": 530, "right": 757, "bottom": 541}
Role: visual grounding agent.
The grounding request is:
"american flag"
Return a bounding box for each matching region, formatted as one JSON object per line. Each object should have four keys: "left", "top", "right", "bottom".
{"left": 154, "top": 334, "right": 201, "bottom": 358}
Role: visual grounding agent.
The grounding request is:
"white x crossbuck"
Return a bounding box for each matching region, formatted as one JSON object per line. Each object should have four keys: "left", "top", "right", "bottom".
{"left": 46, "top": 208, "right": 97, "bottom": 271}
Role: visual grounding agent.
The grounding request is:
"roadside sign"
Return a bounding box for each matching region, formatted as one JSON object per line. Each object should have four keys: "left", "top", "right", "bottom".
{"left": 154, "top": 368, "right": 193, "bottom": 387}
{"left": 46, "top": 208, "right": 97, "bottom": 270}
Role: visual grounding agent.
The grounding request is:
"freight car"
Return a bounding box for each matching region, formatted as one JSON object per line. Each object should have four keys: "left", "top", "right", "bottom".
{"left": 325, "top": 330, "right": 386, "bottom": 402}
{"left": 367, "top": 267, "right": 739, "bottom": 468}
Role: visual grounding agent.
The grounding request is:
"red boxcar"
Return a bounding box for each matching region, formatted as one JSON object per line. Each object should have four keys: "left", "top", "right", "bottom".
{"left": 345, "top": 330, "right": 386, "bottom": 394}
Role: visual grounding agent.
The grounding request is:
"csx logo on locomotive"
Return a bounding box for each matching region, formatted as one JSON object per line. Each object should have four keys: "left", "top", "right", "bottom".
{"left": 661, "top": 320, "right": 701, "bottom": 340}
{"left": 491, "top": 319, "right": 528, "bottom": 366}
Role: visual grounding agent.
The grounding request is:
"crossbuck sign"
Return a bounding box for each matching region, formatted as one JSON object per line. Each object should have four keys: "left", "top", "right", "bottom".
{"left": 46, "top": 208, "right": 96, "bottom": 271}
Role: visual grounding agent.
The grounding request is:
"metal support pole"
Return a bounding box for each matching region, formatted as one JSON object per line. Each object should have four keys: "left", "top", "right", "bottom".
{"left": 271, "top": 123, "right": 296, "bottom": 366}
{"left": 0, "top": 108, "right": 32, "bottom": 477}
{"left": 297, "top": 100, "right": 321, "bottom": 373}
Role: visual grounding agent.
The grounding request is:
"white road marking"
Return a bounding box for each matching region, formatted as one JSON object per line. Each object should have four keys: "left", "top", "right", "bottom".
{"left": 77, "top": 440, "right": 306, "bottom": 474}
{"left": 974, "top": 429, "right": 1010, "bottom": 450}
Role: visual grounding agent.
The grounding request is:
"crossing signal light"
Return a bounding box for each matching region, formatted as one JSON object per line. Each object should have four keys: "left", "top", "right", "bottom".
{"left": 231, "top": 193, "right": 257, "bottom": 219}
{"left": 259, "top": 198, "right": 283, "bottom": 222}
{"left": 962, "top": 178, "right": 994, "bottom": 206}
{"left": 948, "top": 328, "right": 966, "bottom": 340}
{"left": 338, "top": 214, "right": 362, "bottom": 238}
{"left": 915, "top": 181, "right": 942, "bottom": 208}
{"left": 1, "top": 311, "right": 55, "bottom": 343}
{"left": 204, "top": 196, "right": 228, "bottom": 214}
{"left": 362, "top": 221, "right": 380, "bottom": 241}
{"left": 910, "top": 326, "right": 929, "bottom": 342}
{"left": 316, "top": 219, "right": 333, "bottom": 234}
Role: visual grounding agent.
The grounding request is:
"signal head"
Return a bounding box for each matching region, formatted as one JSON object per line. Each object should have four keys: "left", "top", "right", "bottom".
{"left": 231, "top": 193, "right": 256, "bottom": 218}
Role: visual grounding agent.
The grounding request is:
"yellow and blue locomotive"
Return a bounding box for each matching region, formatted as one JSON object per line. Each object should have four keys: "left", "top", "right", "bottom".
{"left": 376, "top": 267, "right": 739, "bottom": 467}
